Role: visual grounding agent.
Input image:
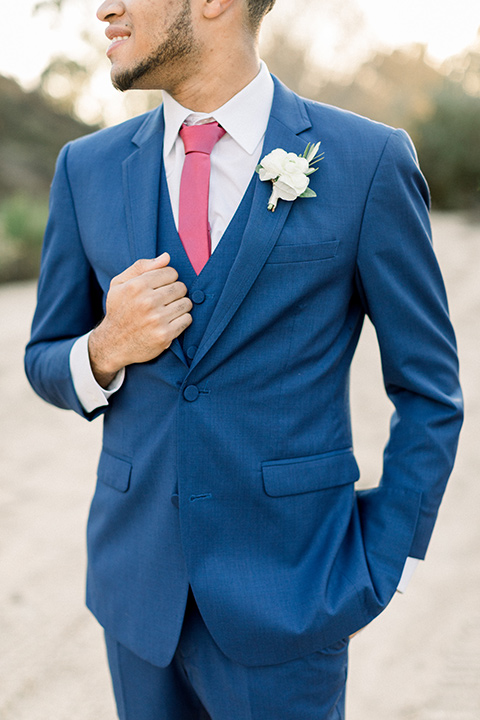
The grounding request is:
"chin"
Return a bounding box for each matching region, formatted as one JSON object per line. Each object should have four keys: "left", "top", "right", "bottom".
{"left": 111, "top": 61, "right": 163, "bottom": 93}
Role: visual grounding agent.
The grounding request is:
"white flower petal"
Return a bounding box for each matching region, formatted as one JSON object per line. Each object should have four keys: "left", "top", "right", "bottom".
{"left": 259, "top": 167, "right": 278, "bottom": 182}
{"left": 260, "top": 148, "right": 288, "bottom": 177}
{"left": 277, "top": 172, "right": 309, "bottom": 195}
{"left": 274, "top": 179, "right": 301, "bottom": 201}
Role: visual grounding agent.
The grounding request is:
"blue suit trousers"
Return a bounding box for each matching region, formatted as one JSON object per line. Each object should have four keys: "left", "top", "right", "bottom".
{"left": 105, "top": 592, "right": 349, "bottom": 720}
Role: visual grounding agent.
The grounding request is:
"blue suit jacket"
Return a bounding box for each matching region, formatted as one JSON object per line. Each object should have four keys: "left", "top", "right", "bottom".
{"left": 25, "top": 77, "right": 463, "bottom": 667}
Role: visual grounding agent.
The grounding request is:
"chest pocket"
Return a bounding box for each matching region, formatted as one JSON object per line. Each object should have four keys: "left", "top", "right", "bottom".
{"left": 266, "top": 240, "right": 339, "bottom": 264}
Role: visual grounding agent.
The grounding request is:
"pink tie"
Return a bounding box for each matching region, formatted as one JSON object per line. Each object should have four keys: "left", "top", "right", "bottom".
{"left": 178, "top": 122, "right": 226, "bottom": 274}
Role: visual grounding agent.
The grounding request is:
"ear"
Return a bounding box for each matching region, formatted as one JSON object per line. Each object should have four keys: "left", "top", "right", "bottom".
{"left": 202, "top": 0, "right": 236, "bottom": 20}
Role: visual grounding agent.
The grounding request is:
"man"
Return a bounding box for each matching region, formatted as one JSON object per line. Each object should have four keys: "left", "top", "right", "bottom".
{"left": 25, "top": 0, "right": 463, "bottom": 717}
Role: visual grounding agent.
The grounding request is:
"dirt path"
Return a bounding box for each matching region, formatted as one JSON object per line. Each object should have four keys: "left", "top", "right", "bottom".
{"left": 1, "top": 211, "right": 479, "bottom": 719}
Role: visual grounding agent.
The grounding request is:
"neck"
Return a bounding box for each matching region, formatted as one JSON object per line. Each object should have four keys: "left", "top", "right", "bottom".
{"left": 166, "top": 45, "right": 260, "bottom": 113}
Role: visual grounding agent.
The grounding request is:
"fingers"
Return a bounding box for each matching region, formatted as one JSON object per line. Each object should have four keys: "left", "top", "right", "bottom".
{"left": 100, "top": 254, "right": 193, "bottom": 369}
{"left": 168, "top": 311, "right": 193, "bottom": 339}
{"left": 112, "top": 257, "right": 185, "bottom": 297}
{"left": 163, "top": 295, "right": 193, "bottom": 323}
{"left": 160, "top": 280, "right": 190, "bottom": 306}
{"left": 112, "top": 253, "right": 171, "bottom": 285}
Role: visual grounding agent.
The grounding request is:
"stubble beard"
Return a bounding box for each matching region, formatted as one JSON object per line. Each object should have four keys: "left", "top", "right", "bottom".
{"left": 112, "top": 1, "right": 198, "bottom": 93}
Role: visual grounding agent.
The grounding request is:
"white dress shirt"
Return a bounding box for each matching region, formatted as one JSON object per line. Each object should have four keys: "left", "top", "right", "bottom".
{"left": 68, "top": 62, "right": 418, "bottom": 591}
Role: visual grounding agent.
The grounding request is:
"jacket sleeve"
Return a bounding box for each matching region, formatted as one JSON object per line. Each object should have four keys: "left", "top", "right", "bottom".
{"left": 25, "top": 143, "right": 105, "bottom": 421}
{"left": 355, "top": 128, "right": 463, "bottom": 560}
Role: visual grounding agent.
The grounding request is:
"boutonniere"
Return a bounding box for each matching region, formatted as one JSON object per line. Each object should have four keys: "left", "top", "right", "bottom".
{"left": 256, "top": 142, "right": 324, "bottom": 212}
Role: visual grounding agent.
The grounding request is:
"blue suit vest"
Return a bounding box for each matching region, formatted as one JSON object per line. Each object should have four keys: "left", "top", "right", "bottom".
{"left": 157, "top": 163, "right": 256, "bottom": 366}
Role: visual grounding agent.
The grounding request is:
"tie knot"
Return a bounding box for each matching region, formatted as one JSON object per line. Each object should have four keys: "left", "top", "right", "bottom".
{"left": 179, "top": 121, "right": 226, "bottom": 156}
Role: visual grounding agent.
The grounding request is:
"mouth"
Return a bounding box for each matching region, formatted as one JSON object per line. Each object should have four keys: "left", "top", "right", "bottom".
{"left": 105, "top": 28, "right": 131, "bottom": 57}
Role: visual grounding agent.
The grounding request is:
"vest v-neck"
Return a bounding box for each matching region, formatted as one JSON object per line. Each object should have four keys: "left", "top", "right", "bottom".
{"left": 157, "top": 159, "right": 257, "bottom": 360}
{"left": 157, "top": 160, "right": 257, "bottom": 286}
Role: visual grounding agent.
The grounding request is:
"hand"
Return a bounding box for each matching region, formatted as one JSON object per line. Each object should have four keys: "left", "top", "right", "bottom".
{"left": 88, "top": 253, "right": 192, "bottom": 387}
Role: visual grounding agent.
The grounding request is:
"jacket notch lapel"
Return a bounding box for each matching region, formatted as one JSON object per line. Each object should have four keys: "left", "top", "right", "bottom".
{"left": 123, "top": 108, "right": 165, "bottom": 262}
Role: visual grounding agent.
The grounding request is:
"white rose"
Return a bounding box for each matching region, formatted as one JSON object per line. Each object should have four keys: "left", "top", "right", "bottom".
{"left": 259, "top": 144, "right": 322, "bottom": 211}
{"left": 267, "top": 173, "right": 310, "bottom": 210}
{"left": 276, "top": 172, "right": 309, "bottom": 200}
{"left": 283, "top": 153, "right": 309, "bottom": 175}
{"left": 258, "top": 148, "right": 288, "bottom": 181}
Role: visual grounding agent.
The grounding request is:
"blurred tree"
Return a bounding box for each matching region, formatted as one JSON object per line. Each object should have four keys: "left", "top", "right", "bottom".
{"left": 413, "top": 83, "right": 480, "bottom": 209}
{"left": 443, "top": 28, "right": 480, "bottom": 98}
{"left": 260, "top": 0, "right": 370, "bottom": 96}
{"left": 316, "top": 45, "right": 445, "bottom": 129}
{"left": 39, "top": 57, "right": 90, "bottom": 116}
{"left": 0, "top": 75, "right": 95, "bottom": 281}
{"left": 0, "top": 75, "right": 95, "bottom": 199}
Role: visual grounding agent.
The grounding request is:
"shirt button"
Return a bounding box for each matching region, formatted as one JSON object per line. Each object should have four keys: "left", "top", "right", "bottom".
{"left": 191, "top": 290, "right": 205, "bottom": 304}
{"left": 183, "top": 385, "right": 199, "bottom": 402}
{"left": 186, "top": 345, "right": 197, "bottom": 360}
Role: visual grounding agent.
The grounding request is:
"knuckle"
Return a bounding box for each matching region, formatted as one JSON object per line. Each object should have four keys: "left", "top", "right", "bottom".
{"left": 109, "top": 275, "right": 121, "bottom": 290}
{"left": 138, "top": 293, "right": 153, "bottom": 313}
{"left": 163, "top": 268, "right": 178, "bottom": 285}
{"left": 156, "top": 326, "right": 168, "bottom": 343}
{"left": 167, "top": 281, "right": 180, "bottom": 297}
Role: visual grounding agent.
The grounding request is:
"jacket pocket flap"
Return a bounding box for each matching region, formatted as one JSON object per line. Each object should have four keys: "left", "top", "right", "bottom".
{"left": 97, "top": 450, "right": 132, "bottom": 493}
{"left": 266, "top": 241, "right": 339, "bottom": 264}
{"left": 262, "top": 448, "right": 359, "bottom": 497}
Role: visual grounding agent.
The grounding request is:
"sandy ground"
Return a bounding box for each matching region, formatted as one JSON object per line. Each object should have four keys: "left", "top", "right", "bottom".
{"left": 0, "top": 211, "right": 479, "bottom": 719}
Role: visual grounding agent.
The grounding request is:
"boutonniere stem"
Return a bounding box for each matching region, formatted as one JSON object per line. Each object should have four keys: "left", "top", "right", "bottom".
{"left": 256, "top": 142, "right": 324, "bottom": 211}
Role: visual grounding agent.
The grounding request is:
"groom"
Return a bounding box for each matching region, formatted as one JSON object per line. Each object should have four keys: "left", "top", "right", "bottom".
{"left": 25, "top": 0, "right": 463, "bottom": 718}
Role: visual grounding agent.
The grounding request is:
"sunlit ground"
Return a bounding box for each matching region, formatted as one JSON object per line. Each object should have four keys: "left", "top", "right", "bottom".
{"left": 1, "top": 211, "right": 479, "bottom": 719}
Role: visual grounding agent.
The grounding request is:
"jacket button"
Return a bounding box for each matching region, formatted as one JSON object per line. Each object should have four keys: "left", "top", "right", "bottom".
{"left": 186, "top": 345, "right": 197, "bottom": 360}
{"left": 183, "top": 385, "right": 199, "bottom": 402}
{"left": 191, "top": 290, "right": 205, "bottom": 304}
{"left": 171, "top": 493, "right": 179, "bottom": 508}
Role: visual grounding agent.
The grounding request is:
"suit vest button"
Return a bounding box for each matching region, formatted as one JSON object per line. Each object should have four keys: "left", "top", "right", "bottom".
{"left": 191, "top": 290, "right": 205, "bottom": 304}
{"left": 183, "top": 385, "right": 199, "bottom": 402}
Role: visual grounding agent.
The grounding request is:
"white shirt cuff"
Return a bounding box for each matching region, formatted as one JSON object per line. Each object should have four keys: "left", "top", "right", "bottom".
{"left": 69, "top": 331, "right": 125, "bottom": 413}
{"left": 396, "top": 556, "right": 420, "bottom": 593}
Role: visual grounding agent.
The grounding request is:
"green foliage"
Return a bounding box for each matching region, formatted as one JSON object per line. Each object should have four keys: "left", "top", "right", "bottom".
{"left": 0, "top": 195, "right": 49, "bottom": 282}
{"left": 0, "top": 195, "right": 48, "bottom": 247}
{"left": 413, "top": 84, "right": 480, "bottom": 209}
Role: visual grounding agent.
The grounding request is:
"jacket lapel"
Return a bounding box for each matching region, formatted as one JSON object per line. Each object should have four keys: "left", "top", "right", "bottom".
{"left": 190, "top": 78, "right": 312, "bottom": 371}
{"left": 123, "top": 106, "right": 165, "bottom": 262}
{"left": 122, "top": 108, "right": 187, "bottom": 366}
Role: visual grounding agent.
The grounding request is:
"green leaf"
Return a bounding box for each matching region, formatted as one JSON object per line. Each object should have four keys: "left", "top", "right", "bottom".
{"left": 302, "top": 142, "right": 312, "bottom": 159}
{"left": 255, "top": 164, "right": 263, "bottom": 173}
{"left": 300, "top": 188, "right": 317, "bottom": 198}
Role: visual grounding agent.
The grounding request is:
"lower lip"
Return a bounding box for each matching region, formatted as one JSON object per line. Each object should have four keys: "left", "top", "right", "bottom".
{"left": 107, "top": 37, "right": 130, "bottom": 58}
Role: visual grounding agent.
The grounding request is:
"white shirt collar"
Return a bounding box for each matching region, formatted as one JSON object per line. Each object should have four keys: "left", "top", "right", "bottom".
{"left": 162, "top": 61, "right": 274, "bottom": 158}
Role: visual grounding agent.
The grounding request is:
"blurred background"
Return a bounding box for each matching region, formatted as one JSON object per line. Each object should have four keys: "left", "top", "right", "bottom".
{"left": 1, "top": 0, "right": 480, "bottom": 280}
{"left": 1, "top": 2, "right": 480, "bottom": 719}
